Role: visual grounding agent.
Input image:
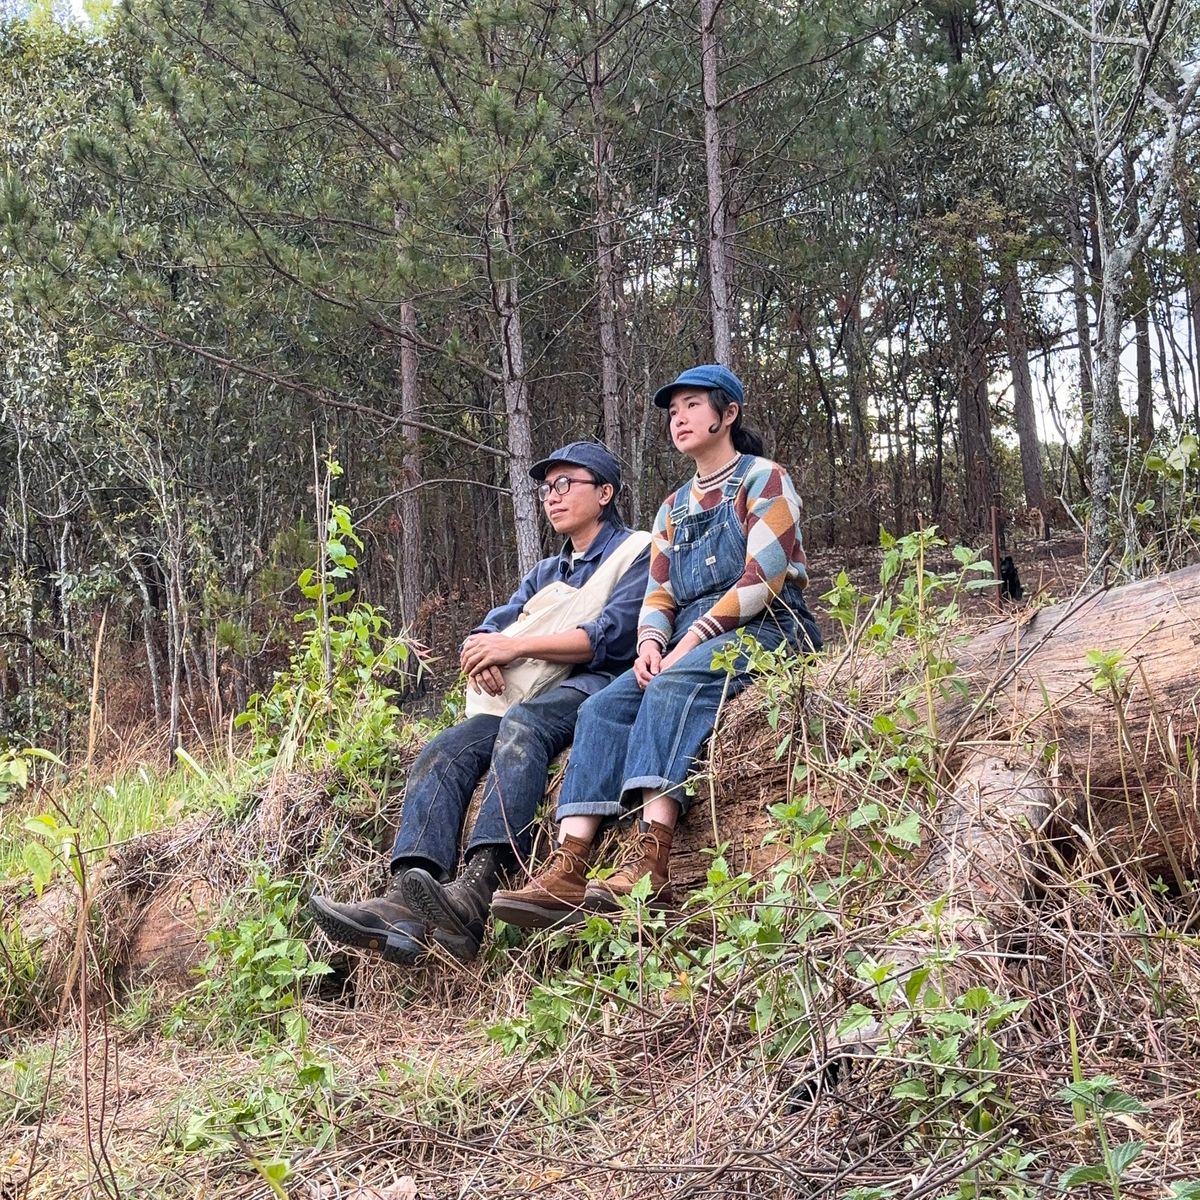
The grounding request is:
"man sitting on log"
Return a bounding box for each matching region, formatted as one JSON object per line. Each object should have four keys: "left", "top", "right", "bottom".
{"left": 308, "top": 442, "right": 651, "bottom": 967}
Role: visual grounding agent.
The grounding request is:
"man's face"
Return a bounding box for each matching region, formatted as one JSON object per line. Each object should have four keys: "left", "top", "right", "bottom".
{"left": 539, "top": 460, "right": 612, "bottom": 537}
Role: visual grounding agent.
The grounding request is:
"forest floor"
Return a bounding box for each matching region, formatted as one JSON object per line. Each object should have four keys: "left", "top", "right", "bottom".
{"left": 5, "top": 530, "right": 1200, "bottom": 1200}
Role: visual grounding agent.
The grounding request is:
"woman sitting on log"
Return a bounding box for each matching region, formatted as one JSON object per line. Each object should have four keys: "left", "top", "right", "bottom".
{"left": 491, "top": 364, "right": 822, "bottom": 928}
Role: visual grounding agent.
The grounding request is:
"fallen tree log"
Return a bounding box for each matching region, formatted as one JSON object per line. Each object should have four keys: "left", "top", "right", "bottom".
{"left": 939, "top": 561, "right": 1200, "bottom": 884}
{"left": 691, "top": 561, "right": 1200, "bottom": 898}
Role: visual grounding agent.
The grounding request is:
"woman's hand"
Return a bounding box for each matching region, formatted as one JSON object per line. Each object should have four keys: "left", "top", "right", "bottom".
{"left": 658, "top": 631, "right": 702, "bottom": 674}
{"left": 633, "top": 641, "right": 662, "bottom": 690}
{"left": 468, "top": 666, "right": 506, "bottom": 696}
{"left": 460, "top": 632, "right": 521, "bottom": 675}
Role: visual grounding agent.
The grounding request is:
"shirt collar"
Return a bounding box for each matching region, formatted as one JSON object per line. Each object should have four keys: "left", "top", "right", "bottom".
{"left": 557, "top": 521, "right": 618, "bottom": 572}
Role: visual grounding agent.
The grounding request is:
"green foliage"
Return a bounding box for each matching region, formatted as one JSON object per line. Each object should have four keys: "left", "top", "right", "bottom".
{"left": 0, "top": 918, "right": 47, "bottom": 1032}
{"left": 235, "top": 488, "right": 418, "bottom": 777}
{"left": 166, "top": 870, "right": 331, "bottom": 1046}
{"left": 824, "top": 527, "right": 994, "bottom": 770}
{"left": 0, "top": 1038, "right": 69, "bottom": 1124}
{"left": 0, "top": 744, "right": 60, "bottom": 806}
{"left": 1130, "top": 434, "right": 1200, "bottom": 573}
{"left": 1056, "top": 1076, "right": 1147, "bottom": 1198}
{"left": 0, "top": 761, "right": 237, "bottom": 893}
{"left": 165, "top": 1046, "right": 342, "bottom": 1161}
{"left": 1085, "top": 649, "right": 1130, "bottom": 697}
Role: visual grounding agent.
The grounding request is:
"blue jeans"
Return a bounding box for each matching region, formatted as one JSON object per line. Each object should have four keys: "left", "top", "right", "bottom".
{"left": 389, "top": 684, "right": 588, "bottom": 877}
{"left": 555, "top": 601, "right": 809, "bottom": 821}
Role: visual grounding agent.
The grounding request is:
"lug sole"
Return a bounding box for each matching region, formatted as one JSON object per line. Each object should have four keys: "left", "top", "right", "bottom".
{"left": 400, "top": 870, "right": 483, "bottom": 964}
{"left": 307, "top": 894, "right": 427, "bottom": 965}
{"left": 490, "top": 895, "right": 587, "bottom": 931}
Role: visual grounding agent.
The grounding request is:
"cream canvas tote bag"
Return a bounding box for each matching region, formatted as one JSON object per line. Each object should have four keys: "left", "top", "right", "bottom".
{"left": 464, "top": 530, "right": 651, "bottom": 718}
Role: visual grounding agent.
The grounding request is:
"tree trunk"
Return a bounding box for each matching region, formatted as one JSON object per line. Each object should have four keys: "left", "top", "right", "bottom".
{"left": 397, "top": 297, "right": 423, "bottom": 628}
{"left": 1178, "top": 177, "right": 1200, "bottom": 414}
{"left": 700, "top": 0, "right": 732, "bottom": 365}
{"left": 1066, "top": 174, "right": 1095, "bottom": 424}
{"left": 1090, "top": 244, "right": 1128, "bottom": 564}
{"left": 844, "top": 292, "right": 868, "bottom": 466}
{"left": 947, "top": 261, "right": 997, "bottom": 540}
{"left": 492, "top": 192, "right": 541, "bottom": 576}
{"left": 1000, "top": 264, "right": 1048, "bottom": 522}
{"left": 130, "top": 559, "right": 163, "bottom": 725}
{"left": 1124, "top": 152, "right": 1154, "bottom": 447}
{"left": 588, "top": 48, "right": 623, "bottom": 458}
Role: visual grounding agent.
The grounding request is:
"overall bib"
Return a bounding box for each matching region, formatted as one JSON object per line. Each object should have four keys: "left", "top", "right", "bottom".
{"left": 556, "top": 457, "right": 818, "bottom": 821}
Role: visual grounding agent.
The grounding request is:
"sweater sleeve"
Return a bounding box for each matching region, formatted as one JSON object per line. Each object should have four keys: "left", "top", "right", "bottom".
{"left": 635, "top": 497, "right": 677, "bottom": 649}
{"left": 688, "top": 464, "right": 803, "bottom": 642}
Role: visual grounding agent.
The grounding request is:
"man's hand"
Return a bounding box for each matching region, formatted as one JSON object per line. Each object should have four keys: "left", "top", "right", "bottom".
{"left": 460, "top": 632, "right": 521, "bottom": 675}
{"left": 633, "top": 641, "right": 663, "bottom": 690}
{"left": 468, "top": 666, "right": 506, "bottom": 696}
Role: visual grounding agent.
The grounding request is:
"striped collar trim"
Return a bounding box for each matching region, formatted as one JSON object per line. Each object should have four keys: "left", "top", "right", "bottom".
{"left": 695, "top": 454, "right": 743, "bottom": 491}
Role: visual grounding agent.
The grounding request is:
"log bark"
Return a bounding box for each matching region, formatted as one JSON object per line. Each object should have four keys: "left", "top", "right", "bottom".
{"left": 940, "top": 563, "right": 1200, "bottom": 883}
{"left": 686, "top": 564, "right": 1200, "bottom": 895}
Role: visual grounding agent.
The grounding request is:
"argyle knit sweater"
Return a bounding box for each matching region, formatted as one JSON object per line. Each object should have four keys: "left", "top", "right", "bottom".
{"left": 637, "top": 455, "right": 809, "bottom": 649}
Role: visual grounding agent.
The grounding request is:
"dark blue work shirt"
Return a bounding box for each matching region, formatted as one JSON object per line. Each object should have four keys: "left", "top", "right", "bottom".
{"left": 473, "top": 522, "right": 651, "bottom": 696}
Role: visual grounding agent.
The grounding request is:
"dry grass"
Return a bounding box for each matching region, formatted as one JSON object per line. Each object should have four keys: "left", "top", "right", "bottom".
{"left": 7, "top": 556, "right": 1200, "bottom": 1198}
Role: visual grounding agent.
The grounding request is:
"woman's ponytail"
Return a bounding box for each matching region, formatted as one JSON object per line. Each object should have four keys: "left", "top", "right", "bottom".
{"left": 707, "top": 387, "right": 764, "bottom": 456}
{"left": 731, "top": 422, "right": 764, "bottom": 456}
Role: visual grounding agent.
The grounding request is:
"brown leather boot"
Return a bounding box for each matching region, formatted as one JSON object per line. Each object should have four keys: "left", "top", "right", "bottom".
{"left": 584, "top": 819, "right": 675, "bottom": 913}
{"left": 490, "top": 834, "right": 593, "bottom": 930}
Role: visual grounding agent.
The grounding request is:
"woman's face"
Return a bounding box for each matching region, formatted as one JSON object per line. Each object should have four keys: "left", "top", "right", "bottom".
{"left": 668, "top": 387, "right": 732, "bottom": 456}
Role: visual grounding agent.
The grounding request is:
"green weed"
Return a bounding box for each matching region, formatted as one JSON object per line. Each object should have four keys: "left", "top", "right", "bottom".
{"left": 0, "top": 1036, "right": 70, "bottom": 1124}
{"left": 1057, "top": 1076, "right": 1147, "bottom": 1199}
{"left": 165, "top": 870, "right": 331, "bottom": 1046}
{"left": 235, "top": 472, "right": 421, "bottom": 778}
{"left": 0, "top": 761, "right": 238, "bottom": 887}
{"left": 165, "top": 1046, "right": 341, "bottom": 1160}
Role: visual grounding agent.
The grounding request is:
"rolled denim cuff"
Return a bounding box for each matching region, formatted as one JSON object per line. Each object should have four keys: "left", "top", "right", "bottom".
{"left": 554, "top": 796, "right": 623, "bottom": 822}
{"left": 621, "top": 775, "right": 693, "bottom": 814}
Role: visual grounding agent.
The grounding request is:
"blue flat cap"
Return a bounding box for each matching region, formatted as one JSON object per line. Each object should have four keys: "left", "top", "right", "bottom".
{"left": 653, "top": 363, "right": 745, "bottom": 409}
{"left": 529, "top": 440, "right": 622, "bottom": 490}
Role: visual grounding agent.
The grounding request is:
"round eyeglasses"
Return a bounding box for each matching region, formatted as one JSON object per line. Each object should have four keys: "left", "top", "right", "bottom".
{"left": 535, "top": 476, "right": 600, "bottom": 502}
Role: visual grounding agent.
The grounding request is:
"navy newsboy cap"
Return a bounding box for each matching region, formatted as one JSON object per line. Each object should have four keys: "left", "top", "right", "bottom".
{"left": 529, "top": 441, "right": 622, "bottom": 490}
{"left": 653, "top": 363, "right": 745, "bottom": 409}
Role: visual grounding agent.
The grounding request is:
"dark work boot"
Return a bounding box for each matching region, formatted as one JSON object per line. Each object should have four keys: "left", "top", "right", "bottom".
{"left": 400, "top": 846, "right": 504, "bottom": 963}
{"left": 583, "top": 819, "right": 674, "bottom": 913}
{"left": 490, "top": 834, "right": 594, "bottom": 930}
{"left": 308, "top": 871, "right": 428, "bottom": 967}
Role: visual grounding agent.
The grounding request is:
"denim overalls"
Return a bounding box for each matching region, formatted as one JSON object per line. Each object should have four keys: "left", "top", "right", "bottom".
{"left": 556, "top": 457, "right": 820, "bottom": 821}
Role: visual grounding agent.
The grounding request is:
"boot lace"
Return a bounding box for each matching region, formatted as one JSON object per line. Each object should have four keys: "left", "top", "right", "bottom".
{"left": 540, "top": 841, "right": 584, "bottom": 878}
{"left": 611, "top": 828, "right": 660, "bottom": 880}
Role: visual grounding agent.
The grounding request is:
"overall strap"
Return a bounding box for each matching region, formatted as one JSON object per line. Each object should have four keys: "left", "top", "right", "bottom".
{"left": 669, "top": 481, "right": 693, "bottom": 525}
{"left": 720, "top": 454, "right": 753, "bottom": 501}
